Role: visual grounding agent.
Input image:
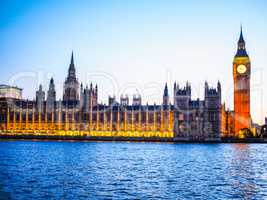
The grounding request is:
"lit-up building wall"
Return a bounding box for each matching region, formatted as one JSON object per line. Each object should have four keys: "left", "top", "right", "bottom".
{"left": 0, "top": 53, "right": 221, "bottom": 140}
{"left": 0, "top": 99, "right": 174, "bottom": 138}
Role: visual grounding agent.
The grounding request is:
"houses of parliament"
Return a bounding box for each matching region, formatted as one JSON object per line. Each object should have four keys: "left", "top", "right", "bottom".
{"left": 0, "top": 29, "right": 263, "bottom": 140}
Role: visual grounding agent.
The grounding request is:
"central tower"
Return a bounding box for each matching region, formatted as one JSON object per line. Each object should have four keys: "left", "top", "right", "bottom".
{"left": 63, "top": 52, "right": 79, "bottom": 102}
{"left": 233, "top": 27, "right": 251, "bottom": 135}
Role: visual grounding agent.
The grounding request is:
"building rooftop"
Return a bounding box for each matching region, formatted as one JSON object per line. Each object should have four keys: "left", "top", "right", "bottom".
{"left": 0, "top": 84, "right": 22, "bottom": 90}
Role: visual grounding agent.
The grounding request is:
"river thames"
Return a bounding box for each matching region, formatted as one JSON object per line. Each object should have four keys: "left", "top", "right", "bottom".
{"left": 0, "top": 141, "right": 266, "bottom": 200}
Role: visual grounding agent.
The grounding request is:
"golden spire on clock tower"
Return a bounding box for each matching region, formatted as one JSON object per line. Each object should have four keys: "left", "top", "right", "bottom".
{"left": 233, "top": 27, "right": 251, "bottom": 136}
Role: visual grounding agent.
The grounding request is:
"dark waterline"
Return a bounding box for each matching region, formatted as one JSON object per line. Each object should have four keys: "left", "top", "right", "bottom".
{"left": 0, "top": 141, "right": 266, "bottom": 200}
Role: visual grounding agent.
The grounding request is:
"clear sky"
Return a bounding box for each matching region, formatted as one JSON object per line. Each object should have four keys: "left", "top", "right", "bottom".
{"left": 0, "top": 0, "right": 266, "bottom": 124}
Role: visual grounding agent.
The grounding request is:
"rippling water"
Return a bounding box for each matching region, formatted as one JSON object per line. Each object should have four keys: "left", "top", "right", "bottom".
{"left": 0, "top": 141, "right": 267, "bottom": 199}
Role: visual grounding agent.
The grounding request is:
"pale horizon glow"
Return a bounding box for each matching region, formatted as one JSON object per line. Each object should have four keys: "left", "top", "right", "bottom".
{"left": 0, "top": 0, "right": 266, "bottom": 124}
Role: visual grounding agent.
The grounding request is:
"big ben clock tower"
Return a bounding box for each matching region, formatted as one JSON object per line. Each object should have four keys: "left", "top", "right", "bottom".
{"left": 233, "top": 27, "right": 251, "bottom": 135}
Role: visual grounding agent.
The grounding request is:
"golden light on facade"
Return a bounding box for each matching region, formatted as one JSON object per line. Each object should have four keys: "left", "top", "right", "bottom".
{"left": 2, "top": 104, "right": 174, "bottom": 138}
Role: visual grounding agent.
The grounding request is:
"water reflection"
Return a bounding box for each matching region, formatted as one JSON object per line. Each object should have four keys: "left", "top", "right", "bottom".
{"left": 226, "top": 144, "right": 257, "bottom": 199}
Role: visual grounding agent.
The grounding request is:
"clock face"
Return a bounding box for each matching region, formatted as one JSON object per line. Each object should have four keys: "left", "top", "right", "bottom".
{"left": 237, "top": 64, "right": 247, "bottom": 74}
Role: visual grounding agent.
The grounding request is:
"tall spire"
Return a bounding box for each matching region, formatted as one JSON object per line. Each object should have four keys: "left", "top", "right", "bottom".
{"left": 67, "top": 51, "right": 76, "bottom": 79}
{"left": 235, "top": 26, "right": 248, "bottom": 57}
{"left": 238, "top": 25, "right": 245, "bottom": 44}
{"left": 71, "top": 51, "right": 74, "bottom": 65}
{"left": 163, "top": 83, "right": 169, "bottom": 105}
{"left": 164, "top": 83, "right": 168, "bottom": 96}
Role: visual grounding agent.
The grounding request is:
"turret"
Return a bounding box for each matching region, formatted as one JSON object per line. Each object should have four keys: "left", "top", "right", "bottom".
{"left": 36, "top": 84, "right": 45, "bottom": 112}
{"left": 163, "top": 83, "right": 169, "bottom": 105}
{"left": 217, "top": 81, "right": 221, "bottom": 97}
{"left": 80, "top": 83, "right": 84, "bottom": 108}
{"left": 204, "top": 82, "right": 222, "bottom": 138}
{"left": 120, "top": 95, "right": 129, "bottom": 106}
{"left": 95, "top": 84, "right": 98, "bottom": 97}
{"left": 46, "top": 77, "right": 56, "bottom": 112}
{"left": 108, "top": 96, "right": 116, "bottom": 106}
{"left": 132, "top": 94, "right": 141, "bottom": 106}
{"left": 204, "top": 82, "right": 221, "bottom": 108}
{"left": 173, "top": 82, "right": 191, "bottom": 110}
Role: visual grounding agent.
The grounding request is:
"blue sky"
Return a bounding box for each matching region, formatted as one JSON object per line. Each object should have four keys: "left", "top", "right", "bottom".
{"left": 0, "top": 0, "right": 267, "bottom": 124}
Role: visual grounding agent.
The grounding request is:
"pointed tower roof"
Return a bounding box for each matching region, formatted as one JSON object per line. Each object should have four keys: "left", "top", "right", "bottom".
{"left": 50, "top": 77, "right": 54, "bottom": 84}
{"left": 238, "top": 26, "right": 245, "bottom": 44}
{"left": 235, "top": 26, "right": 248, "bottom": 57}
{"left": 67, "top": 51, "right": 77, "bottom": 80}
{"left": 71, "top": 51, "right": 74, "bottom": 65}
{"left": 69, "top": 51, "right": 75, "bottom": 69}
{"left": 164, "top": 83, "right": 168, "bottom": 96}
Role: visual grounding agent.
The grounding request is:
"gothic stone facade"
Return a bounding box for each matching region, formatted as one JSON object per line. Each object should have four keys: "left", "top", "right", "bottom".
{"left": 0, "top": 53, "right": 221, "bottom": 140}
{"left": 173, "top": 82, "right": 221, "bottom": 140}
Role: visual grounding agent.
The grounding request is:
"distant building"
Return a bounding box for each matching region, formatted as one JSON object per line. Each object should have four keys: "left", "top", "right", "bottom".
{"left": 0, "top": 85, "right": 22, "bottom": 99}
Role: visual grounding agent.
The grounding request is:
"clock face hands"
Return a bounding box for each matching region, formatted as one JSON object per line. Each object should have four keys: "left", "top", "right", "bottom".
{"left": 237, "top": 64, "right": 247, "bottom": 74}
